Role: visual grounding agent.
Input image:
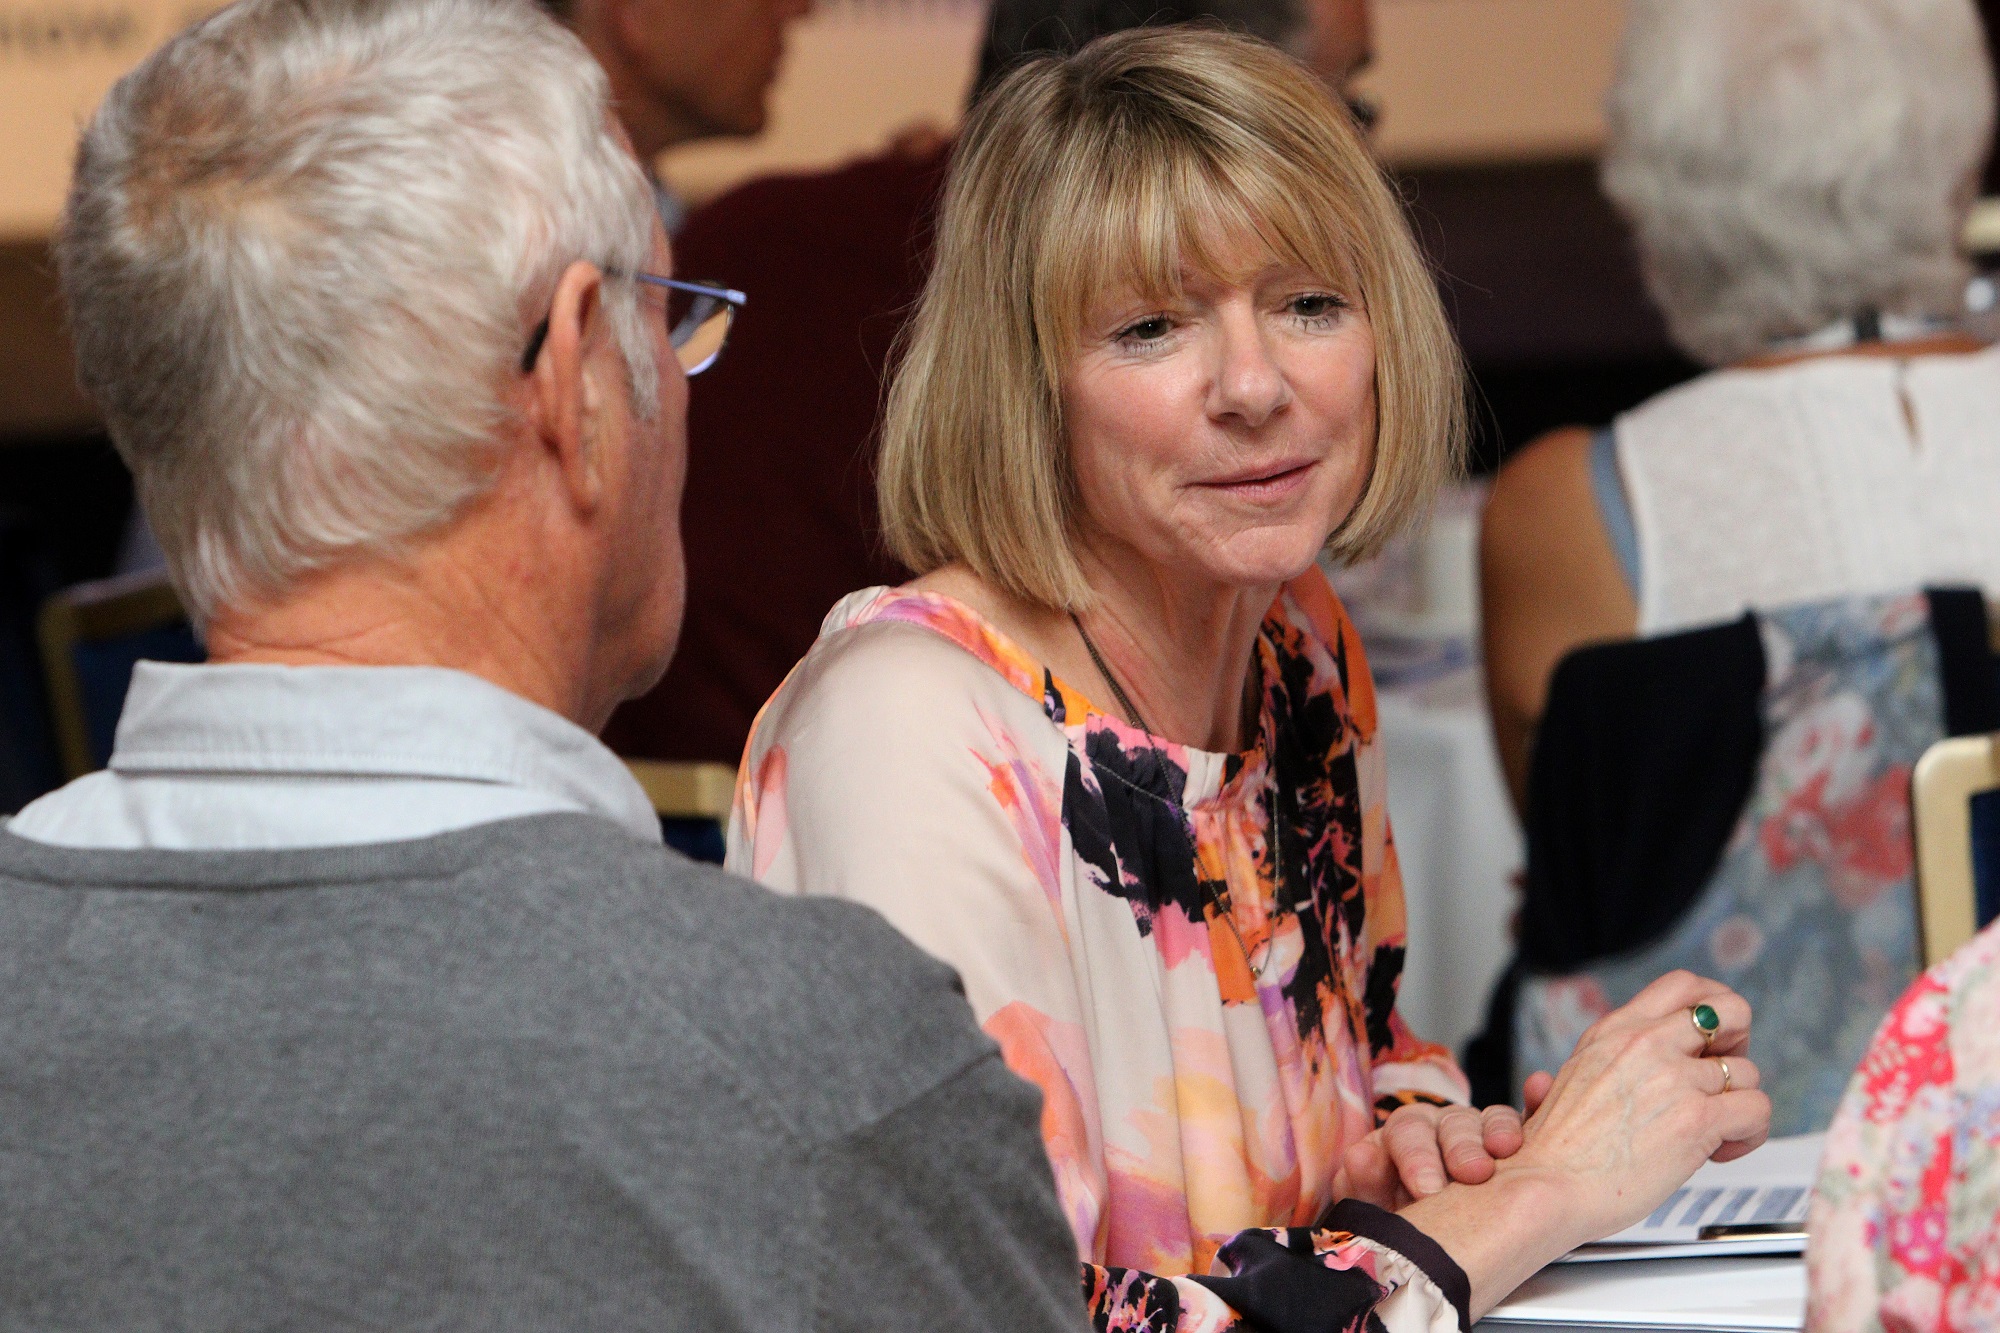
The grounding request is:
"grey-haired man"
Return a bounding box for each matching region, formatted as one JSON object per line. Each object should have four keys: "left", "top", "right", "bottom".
{"left": 0, "top": 0, "right": 1082, "bottom": 1326}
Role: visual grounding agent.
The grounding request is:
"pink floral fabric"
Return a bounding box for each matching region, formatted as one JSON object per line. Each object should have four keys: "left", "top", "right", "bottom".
{"left": 1808, "top": 918, "right": 2000, "bottom": 1331}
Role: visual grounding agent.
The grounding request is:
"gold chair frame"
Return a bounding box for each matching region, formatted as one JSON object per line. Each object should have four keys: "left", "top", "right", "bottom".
{"left": 1911, "top": 732, "right": 1999, "bottom": 967}
{"left": 623, "top": 758, "right": 737, "bottom": 822}
{"left": 36, "top": 572, "right": 189, "bottom": 782}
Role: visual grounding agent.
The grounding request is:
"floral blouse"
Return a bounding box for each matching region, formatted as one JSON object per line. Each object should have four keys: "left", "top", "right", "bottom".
{"left": 1807, "top": 918, "right": 2000, "bottom": 1331}
{"left": 728, "top": 569, "right": 1471, "bottom": 1332}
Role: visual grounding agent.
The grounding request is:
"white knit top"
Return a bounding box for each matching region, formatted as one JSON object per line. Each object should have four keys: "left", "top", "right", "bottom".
{"left": 1615, "top": 345, "right": 2000, "bottom": 635}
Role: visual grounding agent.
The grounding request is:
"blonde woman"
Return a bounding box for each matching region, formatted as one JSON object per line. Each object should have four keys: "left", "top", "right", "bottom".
{"left": 729, "top": 29, "right": 1769, "bottom": 1331}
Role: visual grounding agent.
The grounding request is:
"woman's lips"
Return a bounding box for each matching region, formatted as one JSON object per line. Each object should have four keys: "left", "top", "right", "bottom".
{"left": 1195, "top": 459, "right": 1319, "bottom": 502}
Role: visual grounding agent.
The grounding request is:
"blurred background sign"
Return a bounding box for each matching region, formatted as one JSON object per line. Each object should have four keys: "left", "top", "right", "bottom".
{"left": 0, "top": 0, "right": 210, "bottom": 242}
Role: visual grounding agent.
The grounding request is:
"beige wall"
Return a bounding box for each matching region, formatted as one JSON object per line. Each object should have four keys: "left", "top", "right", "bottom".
{"left": 1361, "top": 0, "right": 1626, "bottom": 166}
{"left": 0, "top": 0, "right": 1630, "bottom": 239}
{"left": 0, "top": 0, "right": 216, "bottom": 242}
{"left": 0, "top": 0, "right": 1628, "bottom": 432}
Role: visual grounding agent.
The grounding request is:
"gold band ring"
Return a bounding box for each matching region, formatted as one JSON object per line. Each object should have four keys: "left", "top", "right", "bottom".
{"left": 1716, "top": 1057, "right": 1732, "bottom": 1094}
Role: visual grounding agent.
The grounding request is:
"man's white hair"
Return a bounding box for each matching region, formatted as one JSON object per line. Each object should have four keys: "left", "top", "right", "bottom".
{"left": 1602, "top": 0, "right": 1995, "bottom": 366}
{"left": 58, "top": 0, "right": 660, "bottom": 624}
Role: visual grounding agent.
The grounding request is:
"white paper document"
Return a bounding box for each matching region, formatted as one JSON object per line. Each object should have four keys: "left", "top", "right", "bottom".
{"left": 1481, "top": 1255, "right": 1805, "bottom": 1330}
{"left": 1561, "top": 1134, "right": 1823, "bottom": 1262}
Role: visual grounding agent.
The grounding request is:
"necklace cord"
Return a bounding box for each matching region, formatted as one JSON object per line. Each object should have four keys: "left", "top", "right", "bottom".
{"left": 1069, "top": 611, "right": 1279, "bottom": 980}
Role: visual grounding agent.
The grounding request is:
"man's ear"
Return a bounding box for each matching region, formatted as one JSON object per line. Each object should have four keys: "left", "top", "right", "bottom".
{"left": 524, "top": 259, "right": 612, "bottom": 516}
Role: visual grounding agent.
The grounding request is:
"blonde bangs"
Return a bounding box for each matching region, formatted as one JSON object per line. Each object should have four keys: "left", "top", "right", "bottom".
{"left": 1031, "top": 93, "right": 1368, "bottom": 383}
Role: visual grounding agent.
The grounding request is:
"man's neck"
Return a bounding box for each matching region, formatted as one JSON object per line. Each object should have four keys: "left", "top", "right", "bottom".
{"left": 204, "top": 550, "right": 601, "bottom": 730}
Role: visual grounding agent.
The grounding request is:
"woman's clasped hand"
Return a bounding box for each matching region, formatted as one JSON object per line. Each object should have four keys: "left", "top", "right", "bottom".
{"left": 1398, "top": 971, "right": 1769, "bottom": 1318}
{"left": 1336, "top": 1079, "right": 1550, "bottom": 1208}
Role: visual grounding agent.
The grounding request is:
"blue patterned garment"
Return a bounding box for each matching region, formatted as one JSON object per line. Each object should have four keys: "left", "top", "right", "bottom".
{"left": 1517, "top": 591, "right": 1939, "bottom": 1135}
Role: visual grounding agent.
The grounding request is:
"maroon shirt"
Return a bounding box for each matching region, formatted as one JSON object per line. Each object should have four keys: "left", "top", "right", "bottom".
{"left": 604, "top": 141, "right": 951, "bottom": 765}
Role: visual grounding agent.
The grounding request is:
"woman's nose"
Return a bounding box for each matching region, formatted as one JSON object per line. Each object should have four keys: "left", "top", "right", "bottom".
{"left": 1208, "top": 319, "right": 1292, "bottom": 427}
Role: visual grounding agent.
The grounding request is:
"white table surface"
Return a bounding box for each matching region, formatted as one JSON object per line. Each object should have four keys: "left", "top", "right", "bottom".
{"left": 1479, "top": 1255, "right": 1805, "bottom": 1331}
{"left": 1375, "top": 665, "right": 1523, "bottom": 1057}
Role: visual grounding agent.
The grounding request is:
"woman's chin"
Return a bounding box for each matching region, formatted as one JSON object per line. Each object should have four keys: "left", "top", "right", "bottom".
{"left": 1184, "top": 535, "right": 1329, "bottom": 594}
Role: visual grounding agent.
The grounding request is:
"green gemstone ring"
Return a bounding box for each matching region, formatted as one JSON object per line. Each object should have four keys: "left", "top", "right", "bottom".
{"left": 1690, "top": 1003, "right": 1721, "bottom": 1048}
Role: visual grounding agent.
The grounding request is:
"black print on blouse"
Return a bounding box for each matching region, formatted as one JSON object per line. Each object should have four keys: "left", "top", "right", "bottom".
{"left": 1084, "top": 1267, "right": 1181, "bottom": 1333}
{"left": 1192, "top": 1228, "right": 1396, "bottom": 1333}
{"left": 1361, "top": 945, "right": 1408, "bottom": 1058}
{"left": 1064, "top": 727, "right": 1210, "bottom": 933}
{"left": 1055, "top": 612, "right": 1402, "bottom": 1061}
{"left": 1262, "top": 620, "right": 1388, "bottom": 1058}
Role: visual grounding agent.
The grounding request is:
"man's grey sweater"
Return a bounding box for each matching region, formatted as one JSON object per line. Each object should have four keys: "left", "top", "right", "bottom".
{"left": 0, "top": 813, "right": 1085, "bottom": 1331}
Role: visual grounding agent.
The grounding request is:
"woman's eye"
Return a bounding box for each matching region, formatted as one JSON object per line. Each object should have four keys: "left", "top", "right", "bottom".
{"left": 1290, "top": 294, "right": 1347, "bottom": 322}
{"left": 1118, "top": 316, "right": 1174, "bottom": 343}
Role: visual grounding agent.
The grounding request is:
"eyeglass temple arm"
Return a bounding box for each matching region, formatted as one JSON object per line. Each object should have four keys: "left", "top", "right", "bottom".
{"left": 522, "top": 273, "right": 744, "bottom": 371}
{"left": 634, "top": 274, "right": 747, "bottom": 307}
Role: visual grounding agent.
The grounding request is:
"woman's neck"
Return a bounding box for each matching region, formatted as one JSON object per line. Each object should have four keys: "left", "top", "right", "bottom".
{"left": 1071, "top": 546, "right": 1277, "bottom": 752}
{"left": 909, "top": 552, "right": 1280, "bottom": 754}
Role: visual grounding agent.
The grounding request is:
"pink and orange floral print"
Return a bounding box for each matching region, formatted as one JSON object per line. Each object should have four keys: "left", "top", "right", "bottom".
{"left": 729, "top": 568, "right": 1469, "bottom": 1332}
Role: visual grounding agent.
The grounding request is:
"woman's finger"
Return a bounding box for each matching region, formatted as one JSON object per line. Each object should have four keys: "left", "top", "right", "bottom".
{"left": 1340, "top": 1130, "right": 1399, "bottom": 1209}
{"left": 1647, "top": 991, "right": 1752, "bottom": 1057}
{"left": 1624, "top": 973, "right": 1752, "bottom": 1037}
{"left": 1521, "top": 1070, "right": 1555, "bottom": 1117}
{"left": 1437, "top": 1106, "right": 1498, "bottom": 1185}
{"left": 1622, "top": 969, "right": 1716, "bottom": 1017}
{"left": 1707, "top": 1089, "right": 1774, "bottom": 1158}
{"left": 1701, "top": 1054, "right": 1760, "bottom": 1095}
{"left": 1699, "top": 995, "right": 1753, "bottom": 1056}
{"left": 1480, "top": 1103, "right": 1525, "bottom": 1160}
{"left": 1383, "top": 1107, "right": 1450, "bottom": 1196}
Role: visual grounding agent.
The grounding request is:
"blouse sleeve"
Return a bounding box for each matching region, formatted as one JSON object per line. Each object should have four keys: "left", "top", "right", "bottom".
{"left": 1365, "top": 837, "right": 1470, "bottom": 1121}
{"left": 1090, "top": 1204, "right": 1469, "bottom": 1333}
{"left": 729, "top": 622, "right": 1113, "bottom": 1244}
{"left": 1806, "top": 924, "right": 2000, "bottom": 1333}
{"left": 729, "top": 623, "right": 1471, "bottom": 1333}
{"left": 1342, "top": 622, "right": 1472, "bottom": 1120}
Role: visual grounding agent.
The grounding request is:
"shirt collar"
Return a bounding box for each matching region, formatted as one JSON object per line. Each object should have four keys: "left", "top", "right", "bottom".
{"left": 110, "top": 662, "right": 662, "bottom": 843}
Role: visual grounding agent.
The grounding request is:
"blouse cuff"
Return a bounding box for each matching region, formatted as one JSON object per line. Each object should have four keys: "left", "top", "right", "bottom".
{"left": 1322, "top": 1199, "right": 1471, "bottom": 1332}
{"left": 1188, "top": 1200, "right": 1471, "bottom": 1333}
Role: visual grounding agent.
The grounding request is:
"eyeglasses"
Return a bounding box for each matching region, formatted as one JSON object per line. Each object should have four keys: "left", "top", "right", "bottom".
{"left": 519, "top": 274, "right": 747, "bottom": 378}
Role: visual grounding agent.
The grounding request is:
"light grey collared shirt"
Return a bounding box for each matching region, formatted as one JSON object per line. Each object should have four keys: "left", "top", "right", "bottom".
{"left": 8, "top": 661, "right": 660, "bottom": 849}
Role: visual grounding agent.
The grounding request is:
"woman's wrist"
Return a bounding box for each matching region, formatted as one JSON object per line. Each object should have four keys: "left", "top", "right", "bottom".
{"left": 1397, "top": 1160, "right": 1588, "bottom": 1323}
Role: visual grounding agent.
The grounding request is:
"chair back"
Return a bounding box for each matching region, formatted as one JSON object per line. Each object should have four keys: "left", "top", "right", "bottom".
{"left": 1911, "top": 733, "right": 2000, "bottom": 966}
{"left": 623, "top": 759, "right": 735, "bottom": 819}
{"left": 37, "top": 571, "right": 202, "bottom": 779}
{"left": 1510, "top": 589, "right": 1992, "bottom": 1134}
{"left": 623, "top": 759, "right": 736, "bottom": 864}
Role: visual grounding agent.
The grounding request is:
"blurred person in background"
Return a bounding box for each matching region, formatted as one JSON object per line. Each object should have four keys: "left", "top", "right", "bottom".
{"left": 0, "top": 0, "right": 1084, "bottom": 1322}
{"left": 543, "top": 0, "right": 815, "bottom": 230}
{"left": 1481, "top": 0, "right": 2000, "bottom": 807}
{"left": 603, "top": 0, "right": 1376, "bottom": 771}
{"left": 731, "top": 29, "right": 1770, "bottom": 1331}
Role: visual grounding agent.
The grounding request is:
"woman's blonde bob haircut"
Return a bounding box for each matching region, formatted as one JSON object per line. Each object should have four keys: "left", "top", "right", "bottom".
{"left": 880, "top": 25, "right": 1467, "bottom": 610}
